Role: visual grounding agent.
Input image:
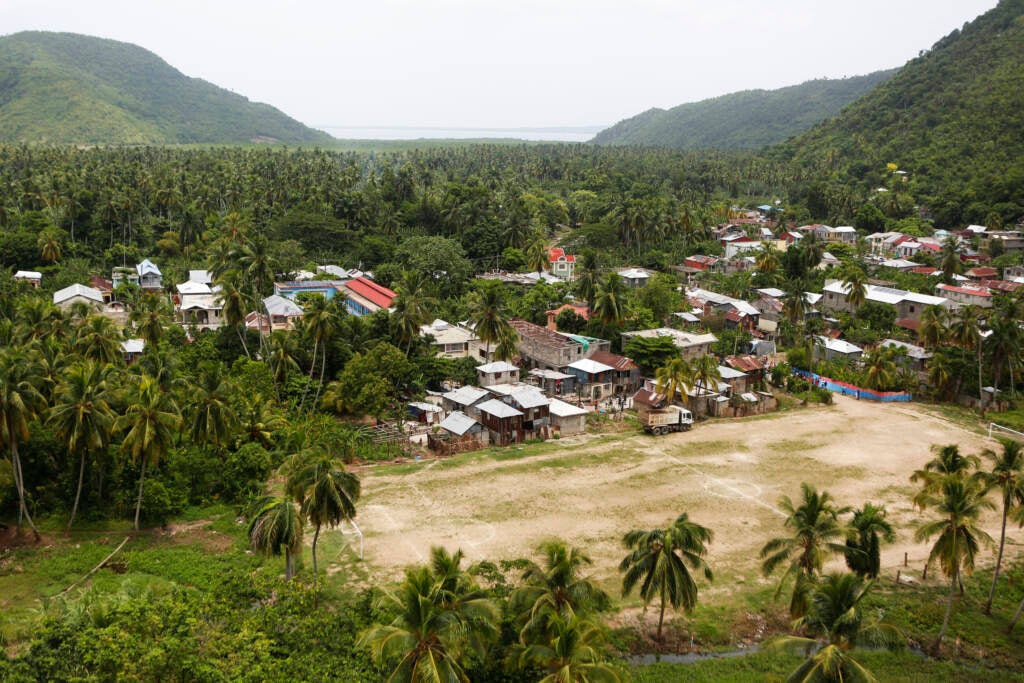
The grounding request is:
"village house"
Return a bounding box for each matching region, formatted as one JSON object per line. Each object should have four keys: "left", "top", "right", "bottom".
{"left": 421, "top": 319, "right": 478, "bottom": 358}
{"left": 616, "top": 267, "right": 652, "bottom": 289}
{"left": 825, "top": 226, "right": 857, "bottom": 244}
{"left": 547, "top": 398, "right": 588, "bottom": 436}
{"left": 879, "top": 339, "right": 932, "bottom": 374}
{"left": 821, "top": 280, "right": 952, "bottom": 323}
{"left": 121, "top": 338, "right": 145, "bottom": 364}
{"left": 682, "top": 254, "right": 720, "bottom": 272}
{"left": 815, "top": 336, "right": 864, "bottom": 363}
{"left": 527, "top": 368, "right": 576, "bottom": 396}
{"left": 507, "top": 319, "right": 608, "bottom": 371}
{"left": 112, "top": 259, "right": 163, "bottom": 291}
{"left": 441, "top": 385, "right": 491, "bottom": 418}
{"left": 717, "top": 365, "right": 749, "bottom": 394}
{"left": 965, "top": 266, "right": 998, "bottom": 282}
{"left": 978, "top": 231, "right": 1024, "bottom": 254}
{"left": 341, "top": 276, "right": 397, "bottom": 316}
{"left": 256, "top": 294, "right": 304, "bottom": 332}
{"left": 434, "top": 410, "right": 489, "bottom": 450}
{"left": 588, "top": 350, "right": 642, "bottom": 395}
{"left": 724, "top": 355, "right": 766, "bottom": 386}
{"left": 935, "top": 283, "right": 993, "bottom": 308}
{"left": 176, "top": 280, "right": 223, "bottom": 331}
{"left": 723, "top": 236, "right": 762, "bottom": 259}
{"left": 1003, "top": 265, "right": 1024, "bottom": 282}
{"left": 476, "top": 399, "right": 526, "bottom": 446}
{"left": 486, "top": 384, "right": 550, "bottom": 438}
{"left": 476, "top": 361, "right": 520, "bottom": 387}
{"left": 548, "top": 248, "right": 576, "bottom": 280}
{"left": 620, "top": 328, "right": 718, "bottom": 360}
{"left": 13, "top": 270, "right": 41, "bottom": 288}
{"left": 53, "top": 283, "right": 104, "bottom": 311}
{"left": 565, "top": 358, "right": 615, "bottom": 401}
{"left": 687, "top": 287, "right": 760, "bottom": 332}
{"left": 274, "top": 280, "right": 348, "bottom": 301}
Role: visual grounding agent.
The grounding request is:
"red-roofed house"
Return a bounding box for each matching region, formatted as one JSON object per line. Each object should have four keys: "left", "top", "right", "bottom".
{"left": 548, "top": 248, "right": 576, "bottom": 280}
{"left": 683, "top": 254, "right": 720, "bottom": 271}
{"left": 965, "top": 266, "right": 998, "bottom": 281}
{"left": 342, "top": 277, "right": 397, "bottom": 316}
{"left": 935, "top": 283, "right": 993, "bottom": 308}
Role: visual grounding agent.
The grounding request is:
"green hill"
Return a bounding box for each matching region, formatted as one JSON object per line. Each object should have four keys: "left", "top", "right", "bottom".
{"left": 590, "top": 71, "right": 897, "bottom": 150}
{"left": 777, "top": 0, "right": 1024, "bottom": 225}
{"left": 0, "top": 31, "right": 334, "bottom": 145}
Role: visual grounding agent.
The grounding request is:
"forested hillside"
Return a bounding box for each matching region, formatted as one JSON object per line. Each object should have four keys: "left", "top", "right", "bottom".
{"left": 775, "top": 0, "right": 1024, "bottom": 227}
{"left": 0, "top": 31, "right": 333, "bottom": 145}
{"left": 590, "top": 71, "right": 897, "bottom": 150}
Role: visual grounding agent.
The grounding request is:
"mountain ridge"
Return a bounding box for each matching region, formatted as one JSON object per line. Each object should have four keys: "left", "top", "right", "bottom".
{"left": 0, "top": 31, "right": 334, "bottom": 145}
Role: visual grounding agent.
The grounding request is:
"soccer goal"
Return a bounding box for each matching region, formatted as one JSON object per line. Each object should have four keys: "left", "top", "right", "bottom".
{"left": 336, "top": 519, "right": 364, "bottom": 560}
{"left": 989, "top": 423, "right": 1024, "bottom": 442}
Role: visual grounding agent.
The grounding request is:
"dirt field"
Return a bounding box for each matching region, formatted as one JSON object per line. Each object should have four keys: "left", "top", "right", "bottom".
{"left": 353, "top": 396, "right": 1008, "bottom": 594}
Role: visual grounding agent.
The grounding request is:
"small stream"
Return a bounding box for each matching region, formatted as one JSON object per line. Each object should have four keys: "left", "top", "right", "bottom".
{"left": 627, "top": 645, "right": 759, "bottom": 665}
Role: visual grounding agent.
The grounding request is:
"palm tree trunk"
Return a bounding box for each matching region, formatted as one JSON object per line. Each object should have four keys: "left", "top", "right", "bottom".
{"left": 978, "top": 345, "right": 984, "bottom": 410}
{"left": 134, "top": 458, "right": 147, "bottom": 530}
{"left": 312, "top": 523, "right": 321, "bottom": 577}
{"left": 236, "top": 324, "right": 250, "bottom": 360}
{"left": 934, "top": 567, "right": 957, "bottom": 653}
{"left": 657, "top": 585, "right": 667, "bottom": 641}
{"left": 67, "top": 450, "right": 87, "bottom": 533}
{"left": 10, "top": 434, "right": 40, "bottom": 541}
{"left": 985, "top": 498, "right": 1010, "bottom": 615}
{"left": 1009, "top": 593, "right": 1024, "bottom": 633}
{"left": 312, "top": 352, "right": 328, "bottom": 413}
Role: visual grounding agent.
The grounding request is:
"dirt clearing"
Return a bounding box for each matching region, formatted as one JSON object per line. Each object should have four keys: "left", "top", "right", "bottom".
{"left": 354, "top": 397, "right": 1005, "bottom": 590}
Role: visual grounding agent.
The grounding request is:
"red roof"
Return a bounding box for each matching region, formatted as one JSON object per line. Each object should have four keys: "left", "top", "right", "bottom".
{"left": 589, "top": 350, "right": 638, "bottom": 372}
{"left": 90, "top": 275, "right": 113, "bottom": 291}
{"left": 910, "top": 266, "right": 938, "bottom": 275}
{"left": 896, "top": 317, "right": 920, "bottom": 331}
{"left": 546, "top": 303, "right": 590, "bottom": 320}
{"left": 725, "top": 355, "right": 764, "bottom": 373}
{"left": 982, "top": 279, "right": 1021, "bottom": 293}
{"left": 345, "top": 277, "right": 397, "bottom": 308}
{"left": 936, "top": 283, "right": 992, "bottom": 298}
{"left": 966, "top": 266, "right": 998, "bottom": 278}
{"left": 548, "top": 248, "right": 575, "bottom": 263}
{"left": 919, "top": 242, "right": 942, "bottom": 253}
{"left": 632, "top": 389, "right": 667, "bottom": 408}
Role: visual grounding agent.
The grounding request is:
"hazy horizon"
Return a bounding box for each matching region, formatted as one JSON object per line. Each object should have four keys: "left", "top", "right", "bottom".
{"left": 0, "top": 1, "right": 1001, "bottom": 132}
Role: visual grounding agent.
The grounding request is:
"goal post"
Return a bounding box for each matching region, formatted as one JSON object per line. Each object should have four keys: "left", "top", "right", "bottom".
{"left": 989, "top": 423, "right": 1024, "bottom": 442}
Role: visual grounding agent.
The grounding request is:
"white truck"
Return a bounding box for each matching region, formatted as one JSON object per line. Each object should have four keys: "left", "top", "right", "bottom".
{"left": 641, "top": 405, "right": 694, "bottom": 435}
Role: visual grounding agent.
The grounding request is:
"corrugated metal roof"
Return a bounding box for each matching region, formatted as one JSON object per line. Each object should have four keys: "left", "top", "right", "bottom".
{"left": 477, "top": 361, "right": 520, "bottom": 374}
{"left": 548, "top": 398, "right": 588, "bottom": 417}
{"left": 567, "top": 358, "right": 615, "bottom": 375}
{"left": 443, "top": 385, "right": 490, "bottom": 406}
{"left": 477, "top": 399, "right": 524, "bottom": 418}
{"left": 439, "top": 411, "right": 480, "bottom": 436}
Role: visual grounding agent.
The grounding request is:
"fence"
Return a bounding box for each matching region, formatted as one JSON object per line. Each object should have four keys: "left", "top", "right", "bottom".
{"left": 989, "top": 423, "right": 1024, "bottom": 442}
{"left": 793, "top": 369, "right": 913, "bottom": 403}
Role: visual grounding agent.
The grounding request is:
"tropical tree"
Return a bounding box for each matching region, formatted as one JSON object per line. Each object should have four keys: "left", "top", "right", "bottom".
{"left": 129, "top": 292, "right": 170, "bottom": 346}
{"left": 978, "top": 438, "right": 1024, "bottom": 615}
{"left": 467, "top": 281, "right": 513, "bottom": 360}
{"left": 778, "top": 573, "right": 903, "bottom": 683}
{"left": 575, "top": 250, "right": 601, "bottom": 308}
{"left": 591, "top": 273, "right": 626, "bottom": 326}
{"left": 654, "top": 356, "right": 692, "bottom": 406}
{"left": 862, "top": 347, "right": 897, "bottom": 392}
{"left": 689, "top": 354, "right": 722, "bottom": 397}
{"left": 115, "top": 375, "right": 182, "bottom": 529}
{"left": 619, "top": 512, "right": 714, "bottom": 640}
{"left": 390, "top": 270, "right": 435, "bottom": 354}
{"left": 526, "top": 235, "right": 550, "bottom": 274}
{"left": 760, "top": 483, "right": 852, "bottom": 617}
{"left": 358, "top": 548, "right": 498, "bottom": 682}
{"left": 72, "top": 315, "right": 123, "bottom": 365}
{"left": 840, "top": 266, "right": 869, "bottom": 316}
{"left": 285, "top": 449, "right": 361, "bottom": 578}
{"left": 511, "top": 541, "right": 610, "bottom": 642}
{"left": 48, "top": 361, "right": 115, "bottom": 532}
{"left": 844, "top": 503, "right": 895, "bottom": 579}
{"left": 0, "top": 348, "right": 46, "bottom": 539}
{"left": 917, "top": 305, "right": 947, "bottom": 351}
{"left": 939, "top": 236, "right": 962, "bottom": 284}
{"left": 511, "top": 614, "right": 624, "bottom": 683}
{"left": 248, "top": 496, "right": 304, "bottom": 580}
{"left": 949, "top": 305, "right": 984, "bottom": 407}
{"left": 914, "top": 478, "right": 994, "bottom": 652}
{"left": 187, "top": 361, "right": 239, "bottom": 451}
{"left": 910, "top": 444, "right": 979, "bottom": 507}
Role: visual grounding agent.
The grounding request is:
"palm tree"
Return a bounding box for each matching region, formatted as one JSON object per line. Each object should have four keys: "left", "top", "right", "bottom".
{"left": 863, "top": 347, "right": 897, "bottom": 392}
{"left": 939, "top": 236, "right": 962, "bottom": 284}
{"left": 48, "top": 361, "right": 115, "bottom": 533}
{"left": 0, "top": 348, "right": 46, "bottom": 539}
{"left": 512, "top": 614, "right": 624, "bottom": 683}
{"left": 779, "top": 573, "right": 903, "bottom": 683}
{"left": 575, "top": 250, "right": 601, "bottom": 307}
{"left": 390, "top": 271, "right": 435, "bottom": 354}
{"left": 915, "top": 478, "right": 993, "bottom": 652}
{"left": 689, "top": 354, "right": 722, "bottom": 398}
{"left": 760, "top": 483, "right": 852, "bottom": 618}
{"left": 526, "top": 235, "right": 550, "bottom": 274}
{"left": 917, "top": 305, "right": 947, "bottom": 351}
{"left": 285, "top": 449, "right": 361, "bottom": 578}
{"left": 248, "top": 496, "right": 304, "bottom": 580}
{"left": 910, "top": 444, "right": 979, "bottom": 507}
{"left": 115, "top": 376, "right": 182, "bottom": 530}
{"left": 467, "top": 281, "right": 512, "bottom": 359}
{"left": 358, "top": 549, "right": 498, "bottom": 682}
{"left": 987, "top": 312, "right": 1021, "bottom": 393}
{"left": 619, "top": 512, "right": 714, "bottom": 640}
{"left": 978, "top": 439, "right": 1024, "bottom": 614}
{"left": 511, "top": 541, "right": 610, "bottom": 641}
{"left": 949, "top": 306, "right": 984, "bottom": 407}
{"left": 591, "top": 273, "right": 626, "bottom": 326}
{"left": 840, "top": 266, "right": 869, "bottom": 316}
{"left": 217, "top": 277, "right": 251, "bottom": 358}
{"left": 845, "top": 503, "right": 895, "bottom": 579}
{"left": 187, "top": 361, "right": 239, "bottom": 451}
{"left": 493, "top": 323, "right": 520, "bottom": 362}
{"left": 654, "top": 356, "right": 692, "bottom": 406}
{"left": 73, "top": 315, "right": 123, "bottom": 365}
{"left": 756, "top": 243, "right": 779, "bottom": 276}
{"left": 130, "top": 292, "right": 170, "bottom": 346}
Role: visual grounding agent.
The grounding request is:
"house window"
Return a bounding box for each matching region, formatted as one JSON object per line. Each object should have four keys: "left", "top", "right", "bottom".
{"left": 909, "top": 306, "right": 915, "bottom": 313}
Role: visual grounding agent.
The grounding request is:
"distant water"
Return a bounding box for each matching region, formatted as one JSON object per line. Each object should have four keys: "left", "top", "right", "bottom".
{"left": 321, "top": 125, "right": 599, "bottom": 142}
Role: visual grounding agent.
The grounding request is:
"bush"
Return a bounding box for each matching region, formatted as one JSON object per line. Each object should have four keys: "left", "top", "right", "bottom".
{"left": 221, "top": 443, "right": 274, "bottom": 502}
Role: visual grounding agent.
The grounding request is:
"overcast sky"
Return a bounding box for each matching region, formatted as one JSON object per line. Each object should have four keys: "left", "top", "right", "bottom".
{"left": 0, "top": 0, "right": 1000, "bottom": 130}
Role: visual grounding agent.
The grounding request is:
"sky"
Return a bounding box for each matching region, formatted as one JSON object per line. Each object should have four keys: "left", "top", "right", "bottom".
{"left": 0, "top": 0, "right": 1002, "bottom": 130}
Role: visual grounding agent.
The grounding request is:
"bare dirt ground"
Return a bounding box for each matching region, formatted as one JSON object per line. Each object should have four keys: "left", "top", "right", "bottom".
{"left": 354, "top": 396, "right": 1008, "bottom": 594}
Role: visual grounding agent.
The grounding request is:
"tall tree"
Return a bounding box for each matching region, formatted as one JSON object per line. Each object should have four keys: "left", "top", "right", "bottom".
{"left": 917, "top": 305, "right": 947, "bottom": 350}
{"left": 914, "top": 478, "right": 993, "bottom": 653}
{"left": 467, "top": 281, "right": 513, "bottom": 359}
{"left": 978, "top": 438, "right": 1024, "bottom": 615}
{"left": 949, "top": 305, "right": 984, "bottom": 408}
{"left": 512, "top": 614, "right": 624, "bottom": 683}
{"left": 760, "top": 483, "right": 852, "bottom": 618}
{"left": 115, "top": 375, "right": 182, "bottom": 530}
{"left": 48, "top": 361, "right": 115, "bottom": 532}
{"left": 591, "top": 273, "right": 626, "bottom": 326}
{"left": 840, "top": 266, "right": 869, "bottom": 316}
{"left": 654, "top": 356, "right": 693, "bottom": 406}
{"left": 0, "top": 348, "right": 45, "bottom": 539}
{"left": 619, "top": 512, "right": 714, "bottom": 640}
{"left": 845, "top": 503, "right": 895, "bottom": 579}
{"left": 248, "top": 496, "right": 304, "bottom": 580}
